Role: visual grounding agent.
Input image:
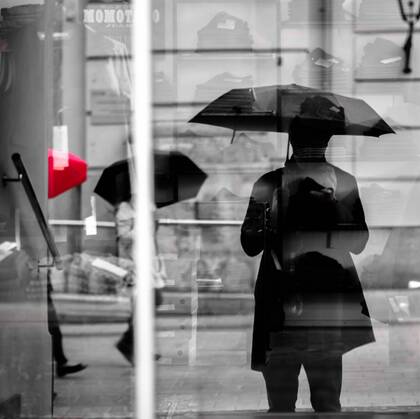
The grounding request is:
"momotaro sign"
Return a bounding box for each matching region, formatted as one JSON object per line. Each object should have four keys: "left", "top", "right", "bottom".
{"left": 83, "top": 8, "right": 133, "bottom": 25}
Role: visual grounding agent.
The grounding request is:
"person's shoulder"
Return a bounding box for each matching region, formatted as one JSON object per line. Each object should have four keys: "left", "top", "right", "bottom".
{"left": 255, "top": 168, "right": 284, "bottom": 186}
{"left": 329, "top": 164, "right": 359, "bottom": 191}
{"left": 329, "top": 164, "right": 356, "bottom": 182}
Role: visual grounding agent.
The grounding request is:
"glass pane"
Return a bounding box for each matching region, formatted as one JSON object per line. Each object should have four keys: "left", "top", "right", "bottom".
{"left": 0, "top": 1, "right": 51, "bottom": 417}
{"left": 46, "top": 0, "right": 135, "bottom": 417}
{"left": 153, "top": 0, "right": 420, "bottom": 417}
{"left": 5, "top": 0, "right": 420, "bottom": 417}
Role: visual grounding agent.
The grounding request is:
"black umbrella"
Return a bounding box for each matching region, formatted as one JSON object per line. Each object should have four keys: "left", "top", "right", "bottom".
{"left": 189, "top": 83, "right": 395, "bottom": 138}
{"left": 154, "top": 150, "right": 208, "bottom": 208}
{"left": 94, "top": 151, "right": 207, "bottom": 208}
{"left": 94, "top": 159, "right": 131, "bottom": 206}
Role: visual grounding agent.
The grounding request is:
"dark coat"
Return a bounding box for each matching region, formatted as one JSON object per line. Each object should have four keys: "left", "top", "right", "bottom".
{"left": 241, "top": 158, "right": 375, "bottom": 371}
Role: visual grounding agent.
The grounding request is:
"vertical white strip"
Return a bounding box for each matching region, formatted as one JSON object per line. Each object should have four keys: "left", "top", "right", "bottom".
{"left": 133, "top": 0, "right": 154, "bottom": 418}
{"left": 15, "top": 208, "right": 21, "bottom": 251}
{"left": 188, "top": 233, "right": 200, "bottom": 366}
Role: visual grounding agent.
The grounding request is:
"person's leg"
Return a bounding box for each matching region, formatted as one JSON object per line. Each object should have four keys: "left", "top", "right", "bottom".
{"left": 48, "top": 294, "right": 68, "bottom": 366}
{"left": 155, "top": 288, "right": 163, "bottom": 308}
{"left": 116, "top": 314, "right": 134, "bottom": 365}
{"left": 122, "top": 315, "right": 134, "bottom": 346}
{"left": 49, "top": 293, "right": 87, "bottom": 377}
{"left": 261, "top": 353, "right": 301, "bottom": 412}
{"left": 303, "top": 354, "right": 342, "bottom": 412}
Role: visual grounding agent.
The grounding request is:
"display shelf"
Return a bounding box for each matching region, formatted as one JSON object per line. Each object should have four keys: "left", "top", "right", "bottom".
{"left": 354, "top": 28, "right": 420, "bottom": 35}
{"left": 355, "top": 77, "right": 420, "bottom": 82}
{"left": 86, "top": 54, "right": 133, "bottom": 60}
{"left": 152, "top": 47, "right": 308, "bottom": 55}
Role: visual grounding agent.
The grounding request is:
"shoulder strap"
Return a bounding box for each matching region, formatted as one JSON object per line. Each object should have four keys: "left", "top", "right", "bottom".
{"left": 269, "top": 170, "right": 284, "bottom": 271}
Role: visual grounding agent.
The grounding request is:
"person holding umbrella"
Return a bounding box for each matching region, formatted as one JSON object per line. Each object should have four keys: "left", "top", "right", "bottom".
{"left": 94, "top": 159, "right": 160, "bottom": 365}
{"left": 240, "top": 96, "right": 375, "bottom": 412}
{"left": 94, "top": 150, "right": 207, "bottom": 364}
{"left": 113, "top": 199, "right": 166, "bottom": 365}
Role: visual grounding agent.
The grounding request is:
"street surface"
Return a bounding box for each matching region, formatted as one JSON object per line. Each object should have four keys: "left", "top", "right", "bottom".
{"left": 53, "top": 324, "right": 134, "bottom": 419}
{"left": 52, "top": 318, "right": 420, "bottom": 418}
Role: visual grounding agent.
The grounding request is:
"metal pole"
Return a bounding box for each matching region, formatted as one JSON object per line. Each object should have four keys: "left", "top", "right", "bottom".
{"left": 134, "top": 0, "right": 154, "bottom": 417}
{"left": 403, "top": 21, "right": 414, "bottom": 73}
{"left": 397, "top": 0, "right": 420, "bottom": 73}
{"left": 397, "top": 0, "right": 408, "bottom": 22}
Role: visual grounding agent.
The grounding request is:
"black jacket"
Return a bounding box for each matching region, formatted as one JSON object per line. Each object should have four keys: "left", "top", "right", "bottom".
{"left": 241, "top": 158, "right": 375, "bottom": 370}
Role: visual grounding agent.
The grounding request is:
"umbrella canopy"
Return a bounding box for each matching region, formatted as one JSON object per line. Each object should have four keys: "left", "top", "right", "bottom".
{"left": 48, "top": 149, "right": 87, "bottom": 198}
{"left": 94, "top": 160, "right": 131, "bottom": 207}
{"left": 94, "top": 151, "right": 207, "bottom": 208}
{"left": 189, "top": 83, "right": 395, "bottom": 137}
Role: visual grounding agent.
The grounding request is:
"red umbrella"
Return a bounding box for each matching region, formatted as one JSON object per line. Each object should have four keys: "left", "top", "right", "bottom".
{"left": 48, "top": 149, "right": 87, "bottom": 198}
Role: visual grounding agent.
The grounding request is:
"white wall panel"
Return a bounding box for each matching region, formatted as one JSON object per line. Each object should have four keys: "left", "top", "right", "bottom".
{"left": 86, "top": 117, "right": 127, "bottom": 167}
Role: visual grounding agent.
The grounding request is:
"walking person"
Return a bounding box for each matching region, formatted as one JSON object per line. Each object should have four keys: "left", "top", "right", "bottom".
{"left": 241, "top": 96, "right": 375, "bottom": 412}
{"left": 48, "top": 273, "right": 87, "bottom": 377}
{"left": 115, "top": 201, "right": 166, "bottom": 365}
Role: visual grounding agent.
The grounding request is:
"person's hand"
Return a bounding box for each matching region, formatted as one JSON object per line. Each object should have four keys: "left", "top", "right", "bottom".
{"left": 284, "top": 294, "right": 303, "bottom": 317}
{"left": 244, "top": 199, "right": 268, "bottom": 233}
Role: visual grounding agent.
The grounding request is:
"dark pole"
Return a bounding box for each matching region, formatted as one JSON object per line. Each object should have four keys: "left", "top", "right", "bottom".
{"left": 398, "top": 0, "right": 409, "bottom": 21}
{"left": 403, "top": 21, "right": 414, "bottom": 73}
{"left": 397, "top": 0, "right": 420, "bottom": 74}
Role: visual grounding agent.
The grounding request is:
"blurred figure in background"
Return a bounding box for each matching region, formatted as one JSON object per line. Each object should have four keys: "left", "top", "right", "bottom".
{"left": 115, "top": 201, "right": 165, "bottom": 365}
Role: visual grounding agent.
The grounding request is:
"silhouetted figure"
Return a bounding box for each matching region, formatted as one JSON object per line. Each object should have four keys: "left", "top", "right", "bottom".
{"left": 241, "top": 96, "right": 374, "bottom": 412}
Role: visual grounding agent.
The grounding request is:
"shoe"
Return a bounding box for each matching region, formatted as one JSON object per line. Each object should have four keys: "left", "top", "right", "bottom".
{"left": 116, "top": 340, "right": 134, "bottom": 366}
{"left": 56, "top": 363, "right": 87, "bottom": 378}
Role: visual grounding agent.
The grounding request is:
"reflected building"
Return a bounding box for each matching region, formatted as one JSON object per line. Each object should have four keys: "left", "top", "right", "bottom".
{"left": 196, "top": 11, "right": 254, "bottom": 49}
{"left": 287, "top": 0, "right": 349, "bottom": 23}
{"left": 357, "top": 38, "right": 404, "bottom": 79}
{"left": 357, "top": 0, "right": 403, "bottom": 29}
{"left": 4, "top": 0, "right": 420, "bottom": 417}
{"left": 194, "top": 72, "right": 253, "bottom": 103}
{"left": 154, "top": 71, "right": 175, "bottom": 103}
{"left": 293, "top": 47, "right": 351, "bottom": 92}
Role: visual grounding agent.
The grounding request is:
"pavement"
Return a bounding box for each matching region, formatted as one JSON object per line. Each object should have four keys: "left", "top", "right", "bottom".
{"left": 50, "top": 288, "right": 420, "bottom": 418}
{"left": 53, "top": 323, "right": 134, "bottom": 419}
{"left": 53, "top": 289, "right": 420, "bottom": 324}
{"left": 52, "top": 316, "right": 420, "bottom": 419}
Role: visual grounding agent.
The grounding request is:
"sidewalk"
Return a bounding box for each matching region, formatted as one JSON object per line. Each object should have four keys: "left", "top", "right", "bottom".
{"left": 54, "top": 289, "right": 420, "bottom": 324}
{"left": 54, "top": 319, "right": 420, "bottom": 419}
{"left": 54, "top": 323, "right": 134, "bottom": 419}
{"left": 154, "top": 320, "right": 420, "bottom": 415}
